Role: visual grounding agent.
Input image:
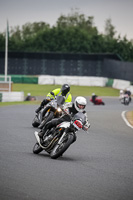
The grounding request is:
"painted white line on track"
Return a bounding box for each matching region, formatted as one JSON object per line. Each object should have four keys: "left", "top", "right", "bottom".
{"left": 121, "top": 111, "right": 133, "bottom": 129}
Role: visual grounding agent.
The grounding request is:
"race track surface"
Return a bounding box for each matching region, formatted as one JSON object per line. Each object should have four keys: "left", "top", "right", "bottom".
{"left": 0, "top": 97, "right": 133, "bottom": 200}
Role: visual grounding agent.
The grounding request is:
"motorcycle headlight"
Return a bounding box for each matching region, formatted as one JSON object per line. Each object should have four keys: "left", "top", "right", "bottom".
{"left": 57, "top": 107, "right": 62, "bottom": 112}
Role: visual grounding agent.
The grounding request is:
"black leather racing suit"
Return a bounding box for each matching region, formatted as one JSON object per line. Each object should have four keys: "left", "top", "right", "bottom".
{"left": 40, "top": 103, "right": 90, "bottom": 139}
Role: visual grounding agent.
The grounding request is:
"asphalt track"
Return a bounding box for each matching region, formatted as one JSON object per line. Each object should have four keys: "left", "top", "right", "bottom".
{"left": 0, "top": 97, "right": 133, "bottom": 200}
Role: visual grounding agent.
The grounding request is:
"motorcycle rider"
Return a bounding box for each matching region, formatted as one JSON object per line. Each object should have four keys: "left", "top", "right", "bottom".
{"left": 38, "top": 96, "right": 90, "bottom": 143}
{"left": 91, "top": 93, "right": 98, "bottom": 104}
{"left": 119, "top": 90, "right": 124, "bottom": 101}
{"left": 35, "top": 84, "right": 72, "bottom": 113}
{"left": 124, "top": 88, "right": 132, "bottom": 102}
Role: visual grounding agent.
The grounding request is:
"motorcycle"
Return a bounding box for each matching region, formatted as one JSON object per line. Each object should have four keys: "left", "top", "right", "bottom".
{"left": 90, "top": 97, "right": 105, "bottom": 105}
{"left": 32, "top": 94, "right": 65, "bottom": 129}
{"left": 120, "top": 94, "right": 130, "bottom": 105}
{"left": 33, "top": 111, "right": 87, "bottom": 159}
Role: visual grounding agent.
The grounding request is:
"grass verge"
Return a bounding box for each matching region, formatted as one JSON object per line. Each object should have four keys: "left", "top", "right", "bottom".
{"left": 125, "top": 111, "right": 133, "bottom": 127}
{"left": 12, "top": 83, "right": 119, "bottom": 97}
{"left": 0, "top": 83, "right": 120, "bottom": 107}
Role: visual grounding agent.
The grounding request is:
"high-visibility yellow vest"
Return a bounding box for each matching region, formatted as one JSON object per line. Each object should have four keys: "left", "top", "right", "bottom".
{"left": 47, "top": 88, "right": 72, "bottom": 103}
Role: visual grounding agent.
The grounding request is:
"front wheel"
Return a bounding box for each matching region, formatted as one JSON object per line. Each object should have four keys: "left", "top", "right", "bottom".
{"left": 33, "top": 143, "right": 43, "bottom": 154}
{"left": 124, "top": 99, "right": 128, "bottom": 105}
{"left": 32, "top": 116, "right": 40, "bottom": 127}
{"left": 50, "top": 134, "right": 74, "bottom": 159}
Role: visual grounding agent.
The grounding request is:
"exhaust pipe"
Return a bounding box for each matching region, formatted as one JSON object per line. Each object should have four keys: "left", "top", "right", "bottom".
{"left": 34, "top": 131, "right": 46, "bottom": 149}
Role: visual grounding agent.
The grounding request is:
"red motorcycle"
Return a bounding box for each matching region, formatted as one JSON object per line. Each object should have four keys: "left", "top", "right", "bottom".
{"left": 90, "top": 97, "right": 105, "bottom": 105}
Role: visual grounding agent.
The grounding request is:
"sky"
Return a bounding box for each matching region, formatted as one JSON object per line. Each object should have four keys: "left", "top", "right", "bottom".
{"left": 0, "top": 0, "right": 133, "bottom": 40}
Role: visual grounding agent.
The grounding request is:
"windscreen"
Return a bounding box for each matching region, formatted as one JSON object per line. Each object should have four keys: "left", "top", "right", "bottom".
{"left": 57, "top": 96, "right": 65, "bottom": 106}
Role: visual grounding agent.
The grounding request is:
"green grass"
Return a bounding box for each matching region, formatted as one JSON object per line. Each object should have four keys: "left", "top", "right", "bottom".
{"left": 0, "top": 101, "right": 40, "bottom": 107}
{"left": 0, "top": 83, "right": 119, "bottom": 106}
{"left": 12, "top": 83, "right": 119, "bottom": 97}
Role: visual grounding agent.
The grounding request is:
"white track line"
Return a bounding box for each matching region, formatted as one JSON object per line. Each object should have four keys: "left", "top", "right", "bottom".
{"left": 121, "top": 111, "right": 133, "bottom": 129}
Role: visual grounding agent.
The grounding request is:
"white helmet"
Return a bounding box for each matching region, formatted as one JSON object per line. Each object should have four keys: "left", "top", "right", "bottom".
{"left": 92, "top": 93, "right": 95, "bottom": 96}
{"left": 74, "top": 96, "right": 87, "bottom": 112}
{"left": 120, "top": 90, "right": 123, "bottom": 94}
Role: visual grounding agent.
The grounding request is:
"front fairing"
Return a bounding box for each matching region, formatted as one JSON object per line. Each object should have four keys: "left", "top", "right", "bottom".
{"left": 72, "top": 112, "right": 86, "bottom": 125}
{"left": 45, "top": 96, "right": 65, "bottom": 113}
{"left": 44, "top": 99, "right": 58, "bottom": 112}
{"left": 49, "top": 99, "right": 57, "bottom": 108}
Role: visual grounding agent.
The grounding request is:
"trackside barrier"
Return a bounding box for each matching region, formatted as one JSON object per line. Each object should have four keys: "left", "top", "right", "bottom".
{"left": 0, "top": 93, "right": 2, "bottom": 102}
{"left": 0, "top": 75, "right": 38, "bottom": 84}
{"left": 38, "top": 75, "right": 108, "bottom": 87}
{"left": 106, "top": 79, "right": 114, "bottom": 87}
{"left": 78, "top": 77, "right": 108, "bottom": 86}
{"left": 11, "top": 75, "right": 38, "bottom": 84}
{"left": 38, "top": 75, "right": 55, "bottom": 85}
{"left": 38, "top": 75, "right": 133, "bottom": 94}
{"left": 112, "top": 79, "right": 130, "bottom": 90}
{"left": 0, "top": 92, "right": 24, "bottom": 102}
{"left": 112, "top": 79, "right": 133, "bottom": 94}
{"left": 128, "top": 85, "right": 133, "bottom": 94}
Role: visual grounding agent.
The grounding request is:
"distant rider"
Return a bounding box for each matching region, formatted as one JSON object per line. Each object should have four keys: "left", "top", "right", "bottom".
{"left": 38, "top": 96, "right": 90, "bottom": 143}
{"left": 91, "top": 93, "right": 98, "bottom": 104}
{"left": 35, "top": 84, "right": 72, "bottom": 113}
{"left": 124, "top": 88, "right": 132, "bottom": 102}
{"left": 119, "top": 90, "right": 124, "bottom": 101}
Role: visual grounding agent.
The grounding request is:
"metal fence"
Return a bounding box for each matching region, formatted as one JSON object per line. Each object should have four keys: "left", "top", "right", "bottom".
{"left": 102, "top": 59, "right": 133, "bottom": 82}
{"left": 0, "top": 51, "right": 133, "bottom": 82}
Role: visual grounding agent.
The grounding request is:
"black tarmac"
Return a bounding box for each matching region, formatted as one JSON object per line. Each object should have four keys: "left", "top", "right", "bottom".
{"left": 0, "top": 97, "right": 133, "bottom": 200}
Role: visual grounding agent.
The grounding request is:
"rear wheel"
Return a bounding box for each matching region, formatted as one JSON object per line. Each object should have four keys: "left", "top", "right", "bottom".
{"left": 33, "top": 143, "right": 43, "bottom": 154}
{"left": 50, "top": 134, "right": 74, "bottom": 159}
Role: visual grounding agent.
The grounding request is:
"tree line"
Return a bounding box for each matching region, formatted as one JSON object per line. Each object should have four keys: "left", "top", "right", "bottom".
{"left": 0, "top": 11, "right": 133, "bottom": 62}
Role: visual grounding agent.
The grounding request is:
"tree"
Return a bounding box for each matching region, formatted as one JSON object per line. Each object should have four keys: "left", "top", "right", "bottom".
{"left": 21, "top": 22, "right": 50, "bottom": 40}
{"left": 0, "top": 11, "right": 133, "bottom": 62}
{"left": 0, "top": 33, "right": 5, "bottom": 50}
{"left": 56, "top": 10, "right": 98, "bottom": 35}
{"left": 104, "top": 18, "right": 116, "bottom": 39}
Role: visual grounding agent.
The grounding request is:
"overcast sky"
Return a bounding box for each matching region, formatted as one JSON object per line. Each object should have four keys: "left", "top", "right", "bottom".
{"left": 0, "top": 0, "right": 133, "bottom": 40}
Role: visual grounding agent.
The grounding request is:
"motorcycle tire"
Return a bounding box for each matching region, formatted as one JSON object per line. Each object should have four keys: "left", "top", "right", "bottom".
{"left": 101, "top": 102, "right": 105, "bottom": 105}
{"left": 33, "top": 142, "right": 43, "bottom": 154}
{"left": 124, "top": 100, "right": 129, "bottom": 105}
{"left": 50, "top": 134, "right": 74, "bottom": 159}
{"left": 125, "top": 102, "right": 129, "bottom": 105}
{"left": 39, "top": 111, "right": 54, "bottom": 129}
{"left": 32, "top": 116, "right": 40, "bottom": 127}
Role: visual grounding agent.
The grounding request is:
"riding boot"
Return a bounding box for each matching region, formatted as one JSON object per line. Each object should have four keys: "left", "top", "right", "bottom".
{"left": 38, "top": 119, "right": 59, "bottom": 141}
{"left": 38, "top": 125, "right": 47, "bottom": 138}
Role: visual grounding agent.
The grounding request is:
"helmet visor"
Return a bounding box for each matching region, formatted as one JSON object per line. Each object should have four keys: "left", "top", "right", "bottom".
{"left": 76, "top": 102, "right": 85, "bottom": 110}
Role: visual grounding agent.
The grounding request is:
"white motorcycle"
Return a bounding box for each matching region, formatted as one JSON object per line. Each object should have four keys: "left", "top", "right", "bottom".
{"left": 120, "top": 94, "right": 130, "bottom": 105}
{"left": 33, "top": 111, "right": 87, "bottom": 159}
